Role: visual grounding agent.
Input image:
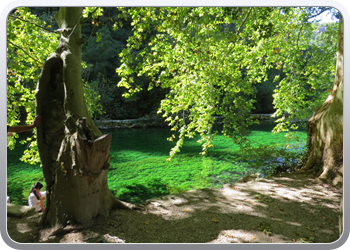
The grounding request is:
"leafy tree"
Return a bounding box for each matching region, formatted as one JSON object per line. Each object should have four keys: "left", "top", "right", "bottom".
{"left": 117, "top": 7, "right": 341, "bottom": 185}
{"left": 302, "top": 18, "right": 343, "bottom": 186}
{"left": 35, "top": 7, "right": 129, "bottom": 228}
{"left": 251, "top": 20, "right": 335, "bottom": 115}
{"left": 117, "top": 7, "right": 342, "bottom": 184}
{"left": 272, "top": 19, "right": 338, "bottom": 132}
{"left": 7, "top": 7, "right": 104, "bottom": 164}
{"left": 7, "top": 7, "right": 128, "bottom": 229}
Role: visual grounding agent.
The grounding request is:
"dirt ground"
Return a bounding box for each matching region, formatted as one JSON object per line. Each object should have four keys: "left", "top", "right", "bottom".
{"left": 6, "top": 170, "right": 342, "bottom": 244}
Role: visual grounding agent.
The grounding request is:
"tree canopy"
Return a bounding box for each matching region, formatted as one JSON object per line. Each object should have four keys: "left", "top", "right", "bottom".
{"left": 7, "top": 7, "right": 339, "bottom": 162}
{"left": 116, "top": 7, "right": 339, "bottom": 159}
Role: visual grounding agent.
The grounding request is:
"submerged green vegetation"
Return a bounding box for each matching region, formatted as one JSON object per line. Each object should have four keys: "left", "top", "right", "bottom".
{"left": 7, "top": 122, "right": 306, "bottom": 205}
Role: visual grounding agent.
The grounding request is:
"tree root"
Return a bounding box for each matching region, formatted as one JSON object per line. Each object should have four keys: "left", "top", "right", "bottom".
{"left": 49, "top": 225, "right": 86, "bottom": 236}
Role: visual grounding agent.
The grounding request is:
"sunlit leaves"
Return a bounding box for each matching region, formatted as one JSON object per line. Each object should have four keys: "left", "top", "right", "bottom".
{"left": 96, "top": 32, "right": 102, "bottom": 42}
{"left": 83, "top": 82, "right": 105, "bottom": 118}
{"left": 19, "top": 133, "right": 40, "bottom": 164}
{"left": 271, "top": 19, "right": 338, "bottom": 133}
{"left": 117, "top": 7, "right": 334, "bottom": 159}
{"left": 113, "top": 7, "right": 339, "bottom": 161}
{"left": 7, "top": 8, "right": 107, "bottom": 164}
{"left": 7, "top": 7, "right": 60, "bottom": 162}
{"left": 82, "top": 7, "right": 104, "bottom": 19}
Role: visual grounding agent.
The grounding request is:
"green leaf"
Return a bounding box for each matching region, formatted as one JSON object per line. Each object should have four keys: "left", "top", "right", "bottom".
{"left": 96, "top": 32, "right": 102, "bottom": 42}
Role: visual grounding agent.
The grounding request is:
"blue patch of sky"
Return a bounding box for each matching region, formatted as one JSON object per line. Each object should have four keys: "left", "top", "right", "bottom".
{"left": 310, "top": 9, "right": 339, "bottom": 23}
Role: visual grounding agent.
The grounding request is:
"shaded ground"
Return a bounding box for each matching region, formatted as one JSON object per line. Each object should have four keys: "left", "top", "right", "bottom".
{"left": 7, "top": 170, "right": 342, "bottom": 244}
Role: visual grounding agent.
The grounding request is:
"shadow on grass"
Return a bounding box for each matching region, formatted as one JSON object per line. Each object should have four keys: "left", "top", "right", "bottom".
{"left": 114, "top": 178, "right": 170, "bottom": 204}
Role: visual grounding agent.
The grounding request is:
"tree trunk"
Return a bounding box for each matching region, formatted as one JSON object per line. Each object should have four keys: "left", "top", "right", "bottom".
{"left": 35, "top": 7, "right": 126, "bottom": 229}
{"left": 303, "top": 18, "right": 343, "bottom": 187}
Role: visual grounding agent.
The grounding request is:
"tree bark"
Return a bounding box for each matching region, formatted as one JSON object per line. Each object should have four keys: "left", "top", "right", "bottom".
{"left": 303, "top": 18, "right": 343, "bottom": 187}
{"left": 36, "top": 7, "right": 126, "bottom": 229}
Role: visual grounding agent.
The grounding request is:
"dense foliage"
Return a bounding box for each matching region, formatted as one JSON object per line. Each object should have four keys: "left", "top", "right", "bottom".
{"left": 116, "top": 7, "right": 338, "bottom": 159}
{"left": 7, "top": 7, "right": 59, "bottom": 163}
{"left": 7, "top": 7, "right": 339, "bottom": 163}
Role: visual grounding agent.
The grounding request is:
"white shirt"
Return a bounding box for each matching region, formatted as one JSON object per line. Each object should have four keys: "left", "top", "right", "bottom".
{"left": 28, "top": 191, "right": 46, "bottom": 211}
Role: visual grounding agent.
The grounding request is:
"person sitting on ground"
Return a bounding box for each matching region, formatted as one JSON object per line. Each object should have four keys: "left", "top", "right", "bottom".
{"left": 7, "top": 115, "right": 42, "bottom": 137}
{"left": 28, "top": 182, "right": 46, "bottom": 213}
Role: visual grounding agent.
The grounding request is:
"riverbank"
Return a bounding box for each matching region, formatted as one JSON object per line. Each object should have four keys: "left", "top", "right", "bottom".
{"left": 94, "top": 114, "right": 309, "bottom": 130}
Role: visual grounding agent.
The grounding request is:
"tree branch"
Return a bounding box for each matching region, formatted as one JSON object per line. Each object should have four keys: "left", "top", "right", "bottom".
{"left": 224, "top": 7, "right": 253, "bottom": 58}
{"left": 81, "top": 7, "right": 99, "bottom": 25}
{"left": 235, "top": 7, "right": 253, "bottom": 37}
{"left": 8, "top": 15, "right": 58, "bottom": 34}
{"left": 7, "top": 40, "right": 41, "bottom": 65}
{"left": 296, "top": 23, "right": 304, "bottom": 50}
{"left": 306, "top": 7, "right": 332, "bottom": 21}
{"left": 83, "top": 25, "right": 97, "bottom": 43}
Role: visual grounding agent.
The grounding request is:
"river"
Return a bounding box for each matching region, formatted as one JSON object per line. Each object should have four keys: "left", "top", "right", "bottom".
{"left": 7, "top": 121, "right": 307, "bottom": 204}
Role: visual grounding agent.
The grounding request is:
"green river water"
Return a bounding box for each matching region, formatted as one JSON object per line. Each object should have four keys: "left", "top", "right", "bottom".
{"left": 7, "top": 121, "right": 307, "bottom": 204}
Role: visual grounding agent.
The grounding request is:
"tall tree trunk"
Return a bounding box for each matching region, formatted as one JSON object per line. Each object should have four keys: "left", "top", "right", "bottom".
{"left": 35, "top": 7, "right": 126, "bottom": 229}
{"left": 303, "top": 18, "right": 343, "bottom": 187}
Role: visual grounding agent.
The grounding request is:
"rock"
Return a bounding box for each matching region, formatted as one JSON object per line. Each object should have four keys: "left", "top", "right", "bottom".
{"left": 7, "top": 203, "right": 36, "bottom": 218}
{"left": 7, "top": 196, "right": 10, "bottom": 203}
{"left": 238, "top": 173, "right": 260, "bottom": 183}
{"left": 99, "top": 234, "right": 125, "bottom": 243}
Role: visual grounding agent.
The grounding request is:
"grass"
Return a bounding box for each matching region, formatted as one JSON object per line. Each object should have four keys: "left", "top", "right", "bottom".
{"left": 7, "top": 143, "right": 45, "bottom": 205}
{"left": 7, "top": 122, "right": 307, "bottom": 205}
